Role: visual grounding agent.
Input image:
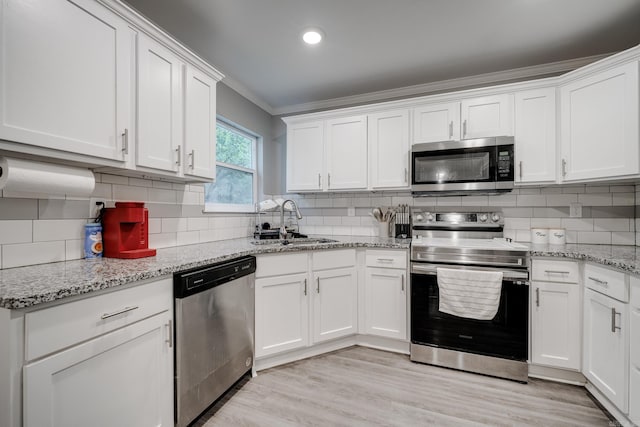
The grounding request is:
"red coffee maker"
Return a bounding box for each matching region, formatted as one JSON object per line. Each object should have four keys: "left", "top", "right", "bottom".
{"left": 102, "top": 202, "right": 156, "bottom": 259}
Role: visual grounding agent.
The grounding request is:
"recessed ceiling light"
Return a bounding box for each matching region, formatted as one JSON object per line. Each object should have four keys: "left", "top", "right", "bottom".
{"left": 302, "top": 29, "right": 323, "bottom": 45}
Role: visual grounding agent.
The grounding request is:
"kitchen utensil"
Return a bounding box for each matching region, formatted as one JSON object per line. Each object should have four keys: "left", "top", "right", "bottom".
{"left": 372, "top": 207, "right": 383, "bottom": 222}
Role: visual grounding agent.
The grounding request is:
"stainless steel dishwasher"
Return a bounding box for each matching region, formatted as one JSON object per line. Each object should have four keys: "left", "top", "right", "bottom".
{"left": 173, "top": 255, "right": 256, "bottom": 427}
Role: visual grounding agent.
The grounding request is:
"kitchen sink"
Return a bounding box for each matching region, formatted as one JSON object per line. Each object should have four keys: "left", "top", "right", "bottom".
{"left": 250, "top": 237, "right": 338, "bottom": 246}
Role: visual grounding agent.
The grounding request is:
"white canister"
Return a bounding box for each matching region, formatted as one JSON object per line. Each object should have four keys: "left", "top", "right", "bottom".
{"left": 548, "top": 228, "right": 566, "bottom": 245}
{"left": 530, "top": 228, "right": 549, "bottom": 244}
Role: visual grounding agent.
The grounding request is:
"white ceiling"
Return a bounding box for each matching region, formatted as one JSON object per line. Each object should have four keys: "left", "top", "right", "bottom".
{"left": 122, "top": 0, "right": 640, "bottom": 115}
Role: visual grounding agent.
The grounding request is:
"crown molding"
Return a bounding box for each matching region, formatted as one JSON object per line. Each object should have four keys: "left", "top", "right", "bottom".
{"left": 219, "top": 76, "right": 277, "bottom": 115}
{"left": 272, "top": 52, "right": 614, "bottom": 116}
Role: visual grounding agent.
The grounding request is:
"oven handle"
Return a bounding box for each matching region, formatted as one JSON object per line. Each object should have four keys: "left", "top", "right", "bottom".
{"left": 411, "top": 263, "right": 529, "bottom": 281}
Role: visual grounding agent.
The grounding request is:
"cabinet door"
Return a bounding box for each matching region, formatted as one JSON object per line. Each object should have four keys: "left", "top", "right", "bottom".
{"left": 630, "top": 281, "right": 640, "bottom": 426}
{"left": 325, "top": 116, "right": 368, "bottom": 190}
{"left": 286, "top": 121, "right": 324, "bottom": 191}
{"left": 255, "top": 273, "right": 309, "bottom": 357}
{"left": 23, "top": 312, "right": 173, "bottom": 427}
{"left": 184, "top": 67, "right": 217, "bottom": 179}
{"left": 531, "top": 281, "right": 580, "bottom": 370}
{"left": 514, "top": 88, "right": 557, "bottom": 184}
{"left": 460, "top": 94, "right": 513, "bottom": 139}
{"left": 312, "top": 267, "right": 358, "bottom": 343}
{"left": 412, "top": 102, "right": 460, "bottom": 143}
{"left": 364, "top": 267, "right": 406, "bottom": 340}
{"left": 137, "top": 33, "right": 184, "bottom": 173}
{"left": 369, "top": 110, "right": 410, "bottom": 189}
{"left": 0, "top": 0, "right": 131, "bottom": 162}
{"left": 583, "top": 288, "right": 629, "bottom": 412}
{"left": 560, "top": 62, "right": 639, "bottom": 182}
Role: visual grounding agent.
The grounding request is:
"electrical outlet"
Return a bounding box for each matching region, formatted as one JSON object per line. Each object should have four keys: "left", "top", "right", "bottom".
{"left": 347, "top": 207, "right": 356, "bottom": 217}
{"left": 570, "top": 202, "right": 582, "bottom": 218}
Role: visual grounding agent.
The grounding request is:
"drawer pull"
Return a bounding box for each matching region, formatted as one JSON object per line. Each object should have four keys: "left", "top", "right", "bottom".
{"left": 544, "top": 270, "right": 570, "bottom": 274}
{"left": 101, "top": 305, "right": 139, "bottom": 320}
{"left": 316, "top": 277, "right": 320, "bottom": 294}
{"left": 535, "top": 288, "right": 540, "bottom": 307}
{"left": 401, "top": 274, "right": 405, "bottom": 292}
{"left": 588, "top": 276, "right": 608, "bottom": 287}
{"left": 611, "top": 308, "right": 621, "bottom": 333}
{"left": 303, "top": 278, "right": 307, "bottom": 296}
{"left": 376, "top": 258, "right": 395, "bottom": 263}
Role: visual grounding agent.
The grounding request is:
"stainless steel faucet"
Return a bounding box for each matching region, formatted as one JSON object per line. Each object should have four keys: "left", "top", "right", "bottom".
{"left": 279, "top": 199, "right": 303, "bottom": 239}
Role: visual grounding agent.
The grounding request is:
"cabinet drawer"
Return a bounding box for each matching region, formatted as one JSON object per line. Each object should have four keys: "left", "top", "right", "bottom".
{"left": 256, "top": 253, "right": 308, "bottom": 278}
{"left": 584, "top": 263, "right": 628, "bottom": 302}
{"left": 25, "top": 277, "right": 172, "bottom": 361}
{"left": 532, "top": 259, "right": 579, "bottom": 283}
{"left": 312, "top": 249, "right": 356, "bottom": 271}
{"left": 365, "top": 249, "right": 407, "bottom": 269}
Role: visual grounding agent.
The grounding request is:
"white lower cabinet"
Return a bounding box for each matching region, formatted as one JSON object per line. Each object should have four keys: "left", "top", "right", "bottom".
{"left": 24, "top": 311, "right": 173, "bottom": 427}
{"left": 583, "top": 286, "right": 629, "bottom": 412}
{"left": 22, "top": 278, "right": 174, "bottom": 427}
{"left": 530, "top": 259, "right": 581, "bottom": 370}
{"left": 629, "top": 277, "right": 640, "bottom": 426}
{"left": 255, "top": 250, "right": 357, "bottom": 358}
{"left": 364, "top": 249, "right": 407, "bottom": 340}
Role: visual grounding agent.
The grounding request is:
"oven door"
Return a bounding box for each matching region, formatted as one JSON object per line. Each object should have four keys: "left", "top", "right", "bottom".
{"left": 410, "top": 263, "right": 528, "bottom": 361}
{"left": 411, "top": 138, "right": 514, "bottom": 193}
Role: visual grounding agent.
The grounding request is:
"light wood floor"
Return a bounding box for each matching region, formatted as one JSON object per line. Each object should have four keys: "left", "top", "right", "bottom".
{"left": 193, "top": 346, "right": 611, "bottom": 426}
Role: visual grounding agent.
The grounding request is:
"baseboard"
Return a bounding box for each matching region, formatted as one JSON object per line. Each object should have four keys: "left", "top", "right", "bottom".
{"left": 254, "top": 334, "right": 409, "bottom": 372}
{"left": 585, "top": 382, "right": 633, "bottom": 427}
{"left": 528, "top": 364, "right": 586, "bottom": 386}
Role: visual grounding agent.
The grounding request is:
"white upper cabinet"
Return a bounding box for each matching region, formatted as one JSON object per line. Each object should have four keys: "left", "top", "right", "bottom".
{"left": 184, "top": 67, "right": 217, "bottom": 180}
{"left": 137, "top": 33, "right": 185, "bottom": 174}
{"left": 325, "top": 115, "right": 368, "bottom": 190}
{"left": 412, "top": 94, "right": 513, "bottom": 145}
{"left": 0, "top": 0, "right": 131, "bottom": 163}
{"left": 286, "top": 121, "right": 325, "bottom": 192}
{"left": 412, "top": 102, "right": 460, "bottom": 143}
{"left": 460, "top": 94, "right": 513, "bottom": 139}
{"left": 368, "top": 110, "right": 410, "bottom": 189}
{"left": 514, "top": 88, "right": 557, "bottom": 184}
{"left": 560, "top": 61, "right": 639, "bottom": 182}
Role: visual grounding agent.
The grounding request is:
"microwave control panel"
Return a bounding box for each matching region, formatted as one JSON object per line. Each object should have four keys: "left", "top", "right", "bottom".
{"left": 496, "top": 144, "right": 514, "bottom": 181}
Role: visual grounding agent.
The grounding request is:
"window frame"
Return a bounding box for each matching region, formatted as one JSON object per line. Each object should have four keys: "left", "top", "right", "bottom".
{"left": 204, "top": 118, "right": 258, "bottom": 213}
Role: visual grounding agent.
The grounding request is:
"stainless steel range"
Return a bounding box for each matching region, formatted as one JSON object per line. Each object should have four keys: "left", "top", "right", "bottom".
{"left": 410, "top": 210, "right": 530, "bottom": 382}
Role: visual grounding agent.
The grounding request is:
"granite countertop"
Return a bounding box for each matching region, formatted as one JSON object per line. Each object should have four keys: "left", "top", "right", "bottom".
{"left": 0, "top": 236, "right": 410, "bottom": 310}
{"left": 3, "top": 236, "right": 640, "bottom": 310}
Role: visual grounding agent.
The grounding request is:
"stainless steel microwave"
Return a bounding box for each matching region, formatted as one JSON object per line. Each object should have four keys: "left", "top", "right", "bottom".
{"left": 411, "top": 136, "right": 515, "bottom": 195}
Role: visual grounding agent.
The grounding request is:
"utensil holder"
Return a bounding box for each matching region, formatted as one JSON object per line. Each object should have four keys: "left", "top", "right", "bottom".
{"left": 377, "top": 221, "right": 390, "bottom": 238}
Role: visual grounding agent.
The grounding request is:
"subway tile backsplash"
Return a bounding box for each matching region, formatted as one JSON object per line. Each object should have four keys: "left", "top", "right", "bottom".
{"left": 0, "top": 176, "right": 639, "bottom": 269}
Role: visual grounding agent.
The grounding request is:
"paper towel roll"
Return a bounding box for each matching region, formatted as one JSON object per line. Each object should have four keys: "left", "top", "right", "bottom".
{"left": 0, "top": 157, "right": 95, "bottom": 197}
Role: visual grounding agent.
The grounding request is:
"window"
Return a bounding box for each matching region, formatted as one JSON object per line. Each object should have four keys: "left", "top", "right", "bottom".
{"left": 204, "top": 120, "right": 257, "bottom": 212}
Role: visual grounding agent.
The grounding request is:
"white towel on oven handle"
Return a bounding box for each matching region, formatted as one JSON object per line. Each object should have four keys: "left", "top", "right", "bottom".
{"left": 436, "top": 267, "right": 503, "bottom": 320}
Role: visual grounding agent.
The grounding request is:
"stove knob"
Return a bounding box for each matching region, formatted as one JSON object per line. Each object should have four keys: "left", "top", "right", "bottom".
{"left": 415, "top": 214, "right": 424, "bottom": 222}
{"left": 426, "top": 213, "right": 434, "bottom": 222}
{"left": 478, "top": 213, "right": 488, "bottom": 222}
{"left": 491, "top": 213, "right": 501, "bottom": 222}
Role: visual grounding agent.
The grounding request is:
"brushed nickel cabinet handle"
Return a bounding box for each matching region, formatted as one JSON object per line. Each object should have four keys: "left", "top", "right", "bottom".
{"left": 303, "top": 278, "right": 307, "bottom": 296}
{"left": 328, "top": 173, "right": 331, "bottom": 188}
{"left": 101, "top": 305, "right": 139, "bottom": 320}
{"left": 189, "top": 149, "right": 195, "bottom": 169}
{"left": 449, "top": 121, "right": 453, "bottom": 139}
{"left": 176, "top": 145, "right": 181, "bottom": 166}
{"left": 463, "top": 119, "right": 467, "bottom": 138}
{"left": 404, "top": 168, "right": 408, "bottom": 183}
{"left": 401, "top": 274, "right": 405, "bottom": 292}
{"left": 318, "top": 173, "right": 321, "bottom": 188}
{"left": 588, "top": 276, "right": 608, "bottom": 287}
{"left": 166, "top": 320, "right": 173, "bottom": 348}
{"left": 121, "top": 128, "right": 129, "bottom": 155}
{"left": 377, "top": 258, "right": 394, "bottom": 262}
{"left": 562, "top": 159, "right": 567, "bottom": 177}
{"left": 316, "top": 277, "right": 320, "bottom": 293}
{"left": 545, "top": 270, "right": 570, "bottom": 274}
{"left": 535, "top": 288, "right": 540, "bottom": 307}
{"left": 611, "top": 308, "right": 621, "bottom": 333}
{"left": 519, "top": 161, "right": 523, "bottom": 180}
